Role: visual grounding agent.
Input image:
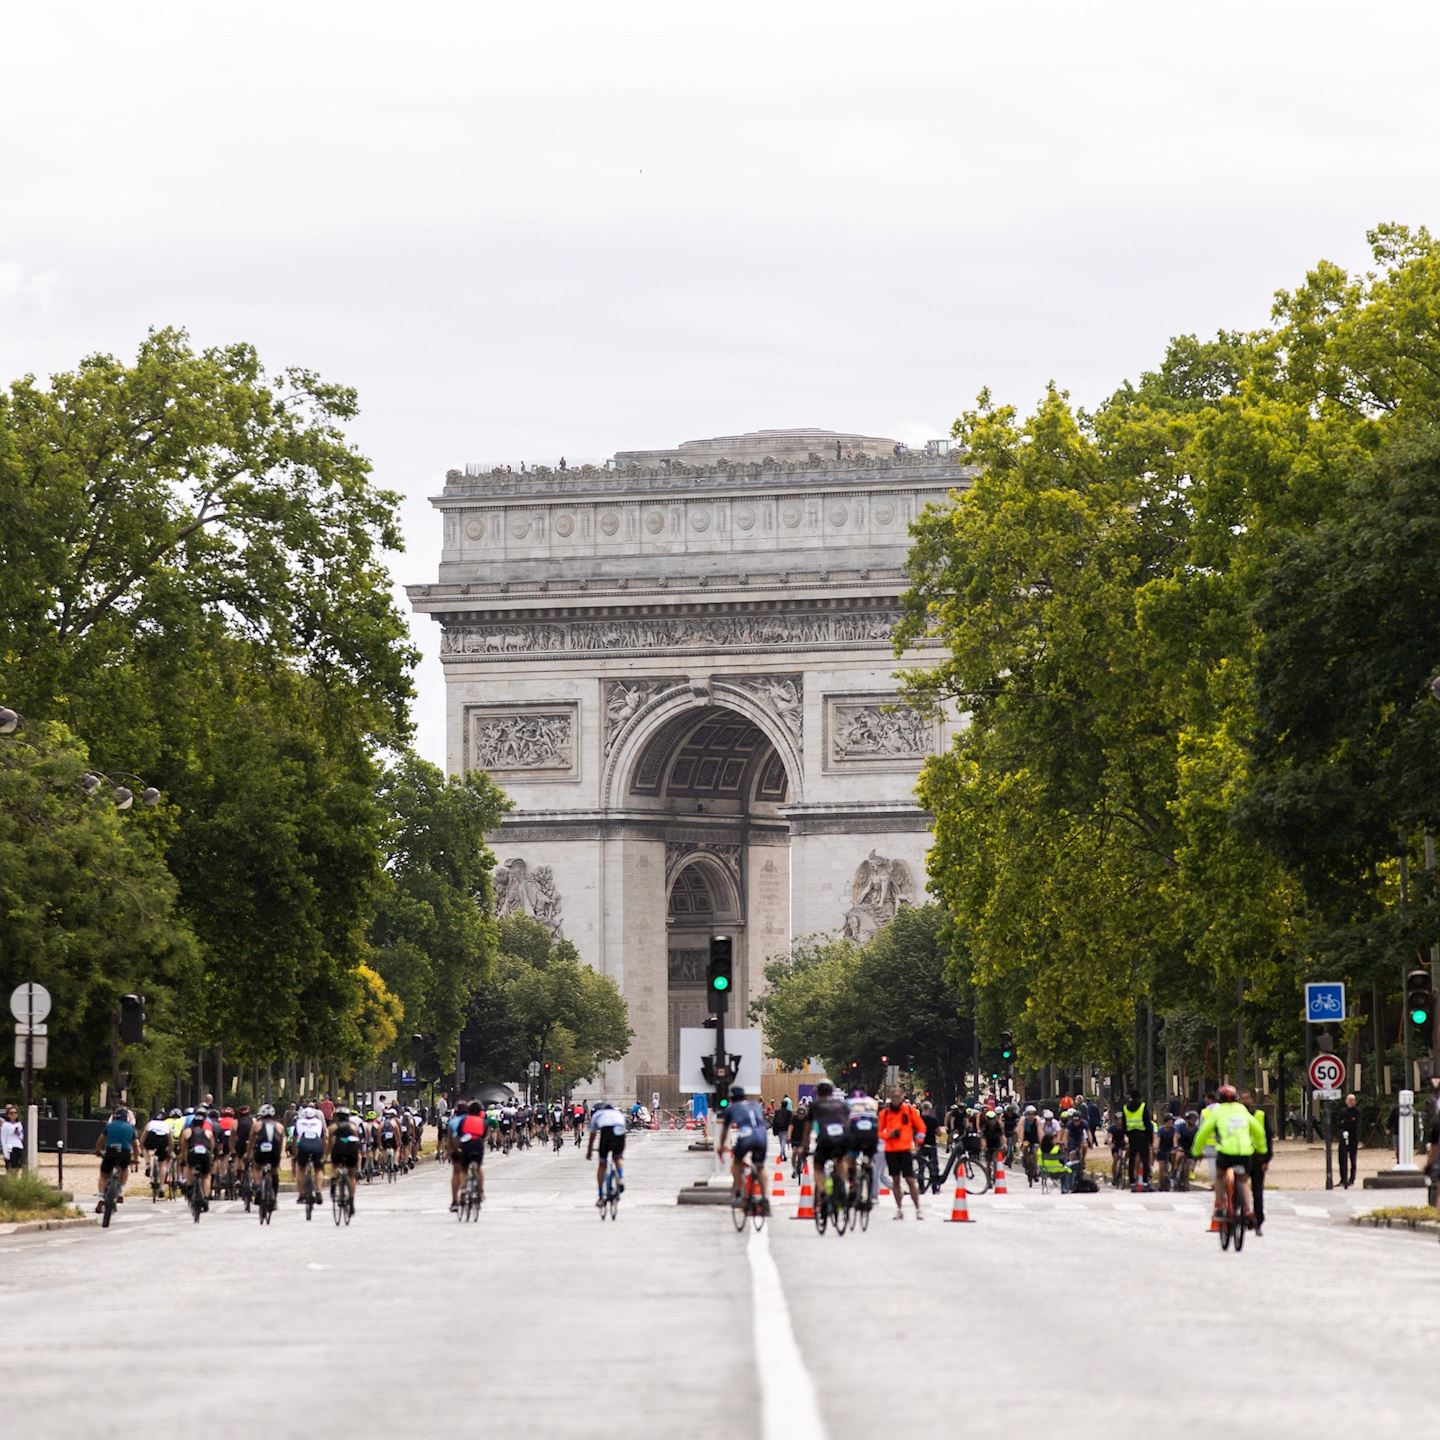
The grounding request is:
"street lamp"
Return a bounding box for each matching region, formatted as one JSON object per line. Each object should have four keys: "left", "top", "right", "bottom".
{"left": 0, "top": 707, "right": 19, "bottom": 734}
{"left": 81, "top": 770, "right": 161, "bottom": 809}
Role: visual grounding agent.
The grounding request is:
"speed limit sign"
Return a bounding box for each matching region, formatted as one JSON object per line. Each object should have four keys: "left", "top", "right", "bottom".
{"left": 1309, "top": 1052, "right": 1346, "bottom": 1093}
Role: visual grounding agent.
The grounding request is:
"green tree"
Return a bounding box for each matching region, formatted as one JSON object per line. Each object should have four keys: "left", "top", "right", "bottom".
{"left": 0, "top": 720, "right": 198, "bottom": 1096}
{"left": 369, "top": 753, "right": 510, "bottom": 1065}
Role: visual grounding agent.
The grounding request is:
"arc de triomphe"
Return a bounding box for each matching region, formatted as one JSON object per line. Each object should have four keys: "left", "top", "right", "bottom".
{"left": 409, "top": 429, "right": 968, "bottom": 1095}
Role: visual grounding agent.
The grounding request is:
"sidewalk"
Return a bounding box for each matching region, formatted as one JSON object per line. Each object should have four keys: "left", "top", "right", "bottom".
{"left": 1251, "top": 1138, "right": 1416, "bottom": 1192}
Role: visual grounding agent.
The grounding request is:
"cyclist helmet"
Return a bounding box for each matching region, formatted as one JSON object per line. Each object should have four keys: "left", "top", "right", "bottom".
{"left": 258, "top": 1104, "right": 276, "bottom": 1118}
{"left": 366, "top": 1110, "right": 378, "bottom": 1121}
{"left": 335, "top": 1107, "right": 351, "bottom": 1121}
{"left": 222, "top": 1106, "right": 235, "bottom": 1117}
{"left": 208, "top": 1107, "right": 221, "bottom": 1120}
{"left": 1042, "top": 1109, "right": 1054, "bottom": 1120}
{"left": 236, "top": 1105, "right": 250, "bottom": 1117}
{"left": 301, "top": 1104, "right": 319, "bottom": 1120}
{"left": 168, "top": 1108, "right": 182, "bottom": 1118}
{"left": 1217, "top": 1084, "right": 1238, "bottom": 1102}
{"left": 1024, "top": 1105, "right": 1037, "bottom": 1114}
{"left": 729, "top": 1085, "right": 746, "bottom": 1100}
{"left": 112, "top": 1106, "right": 128, "bottom": 1120}
{"left": 815, "top": 1081, "right": 834, "bottom": 1098}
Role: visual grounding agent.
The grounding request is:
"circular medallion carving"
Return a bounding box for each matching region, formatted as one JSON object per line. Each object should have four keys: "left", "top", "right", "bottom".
{"left": 645, "top": 510, "right": 665, "bottom": 534}
{"left": 600, "top": 511, "right": 620, "bottom": 536}
{"left": 465, "top": 517, "right": 484, "bottom": 540}
{"left": 782, "top": 506, "right": 802, "bottom": 528}
{"left": 510, "top": 517, "right": 530, "bottom": 539}
{"left": 875, "top": 503, "right": 896, "bottom": 524}
{"left": 691, "top": 509, "right": 711, "bottom": 533}
{"left": 554, "top": 514, "right": 575, "bottom": 537}
{"left": 735, "top": 507, "right": 756, "bottom": 531}
{"left": 829, "top": 505, "right": 847, "bottom": 527}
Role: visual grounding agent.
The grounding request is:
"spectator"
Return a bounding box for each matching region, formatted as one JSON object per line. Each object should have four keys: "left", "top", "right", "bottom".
{"left": 772, "top": 1097, "right": 794, "bottom": 1160}
{"left": 318, "top": 1095, "right": 336, "bottom": 1125}
{"left": 1338, "top": 1093, "right": 1361, "bottom": 1187}
{"left": 2, "top": 1104, "right": 24, "bottom": 1171}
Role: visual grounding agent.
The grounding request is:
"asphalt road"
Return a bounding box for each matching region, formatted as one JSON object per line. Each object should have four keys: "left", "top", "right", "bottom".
{"left": 3, "top": 1132, "right": 1434, "bottom": 1440}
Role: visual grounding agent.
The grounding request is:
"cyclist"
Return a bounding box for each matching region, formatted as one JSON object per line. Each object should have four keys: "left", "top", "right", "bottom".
{"left": 1155, "top": 1112, "right": 1177, "bottom": 1189}
{"left": 878, "top": 1087, "right": 926, "bottom": 1219}
{"left": 717, "top": 1085, "right": 769, "bottom": 1214}
{"left": 586, "top": 1098, "right": 627, "bottom": 1207}
{"left": 1063, "top": 1106, "right": 1088, "bottom": 1170}
{"left": 327, "top": 1106, "right": 363, "bottom": 1210}
{"left": 1019, "top": 1104, "right": 1041, "bottom": 1183}
{"left": 449, "top": 1100, "right": 487, "bottom": 1210}
{"left": 378, "top": 1108, "right": 401, "bottom": 1171}
{"left": 180, "top": 1108, "right": 214, "bottom": 1211}
{"left": 916, "top": 1096, "right": 941, "bottom": 1193}
{"left": 980, "top": 1104, "right": 1004, "bottom": 1182}
{"left": 292, "top": 1103, "right": 327, "bottom": 1202}
{"left": 1189, "top": 1083, "right": 1267, "bottom": 1231}
{"left": 808, "top": 1081, "right": 852, "bottom": 1204}
{"left": 548, "top": 1103, "right": 566, "bottom": 1149}
{"left": 95, "top": 1106, "right": 139, "bottom": 1212}
{"left": 247, "top": 1103, "right": 285, "bottom": 1198}
{"left": 1106, "top": 1106, "right": 1128, "bottom": 1185}
{"left": 846, "top": 1087, "right": 881, "bottom": 1206}
{"left": 141, "top": 1108, "right": 171, "bottom": 1190}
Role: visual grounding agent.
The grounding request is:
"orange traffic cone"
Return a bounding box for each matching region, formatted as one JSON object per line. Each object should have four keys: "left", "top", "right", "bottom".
{"left": 771, "top": 1156, "right": 787, "bottom": 1200}
{"left": 994, "top": 1161, "right": 1008, "bottom": 1196}
{"left": 1208, "top": 1210, "right": 1220, "bottom": 1233}
{"left": 946, "top": 1184, "right": 974, "bottom": 1223}
{"left": 793, "top": 1161, "right": 814, "bottom": 1221}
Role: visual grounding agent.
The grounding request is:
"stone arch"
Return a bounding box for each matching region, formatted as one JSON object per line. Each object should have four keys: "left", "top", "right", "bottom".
{"left": 601, "top": 679, "right": 803, "bottom": 810}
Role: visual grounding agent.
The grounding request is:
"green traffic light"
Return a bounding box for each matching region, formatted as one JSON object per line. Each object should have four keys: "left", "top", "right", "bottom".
{"left": 1412, "top": 1007, "right": 1430, "bottom": 1026}
{"left": 713, "top": 975, "right": 730, "bottom": 991}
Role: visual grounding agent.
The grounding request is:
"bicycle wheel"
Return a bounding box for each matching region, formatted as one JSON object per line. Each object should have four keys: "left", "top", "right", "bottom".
{"left": 191, "top": 1181, "right": 204, "bottom": 1224}
{"left": 963, "top": 1158, "right": 991, "bottom": 1196}
{"left": 730, "top": 1187, "right": 748, "bottom": 1232}
{"left": 607, "top": 1187, "right": 620, "bottom": 1221}
{"left": 814, "top": 1174, "right": 829, "bottom": 1235}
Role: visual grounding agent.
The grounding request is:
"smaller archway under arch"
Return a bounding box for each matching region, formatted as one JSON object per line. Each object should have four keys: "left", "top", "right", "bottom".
{"left": 664, "top": 855, "right": 740, "bottom": 1073}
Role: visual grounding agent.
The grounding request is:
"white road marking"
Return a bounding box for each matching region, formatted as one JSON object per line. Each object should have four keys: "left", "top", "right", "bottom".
{"left": 1294, "top": 1205, "right": 1330, "bottom": 1220}
{"left": 747, "top": 1226, "right": 827, "bottom": 1440}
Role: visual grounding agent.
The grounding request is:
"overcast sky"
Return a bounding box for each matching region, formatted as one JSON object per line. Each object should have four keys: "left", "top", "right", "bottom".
{"left": 4, "top": 1, "right": 1436, "bottom": 766}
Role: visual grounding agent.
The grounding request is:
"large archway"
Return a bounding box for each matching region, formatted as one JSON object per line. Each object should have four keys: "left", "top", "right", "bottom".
{"left": 619, "top": 700, "right": 793, "bottom": 1081}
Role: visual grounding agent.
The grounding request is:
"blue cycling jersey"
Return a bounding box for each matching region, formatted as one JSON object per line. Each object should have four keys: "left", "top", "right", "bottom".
{"left": 104, "top": 1119, "right": 136, "bottom": 1152}
{"left": 727, "top": 1100, "right": 766, "bottom": 1141}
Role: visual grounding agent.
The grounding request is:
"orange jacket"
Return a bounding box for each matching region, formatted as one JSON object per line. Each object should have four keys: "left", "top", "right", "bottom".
{"left": 879, "top": 1102, "right": 927, "bottom": 1152}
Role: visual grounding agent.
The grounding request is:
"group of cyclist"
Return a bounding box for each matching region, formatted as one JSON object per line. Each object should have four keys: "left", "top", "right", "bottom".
{"left": 98, "top": 1098, "right": 429, "bottom": 1217}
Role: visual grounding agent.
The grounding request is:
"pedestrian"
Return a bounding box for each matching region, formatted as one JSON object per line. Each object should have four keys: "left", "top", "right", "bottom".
{"left": 1240, "top": 1089, "right": 1272, "bottom": 1235}
{"left": 2, "top": 1104, "right": 24, "bottom": 1171}
{"left": 879, "top": 1088, "right": 927, "bottom": 1219}
{"left": 1338, "top": 1093, "right": 1361, "bottom": 1187}
{"left": 772, "top": 1096, "right": 792, "bottom": 1161}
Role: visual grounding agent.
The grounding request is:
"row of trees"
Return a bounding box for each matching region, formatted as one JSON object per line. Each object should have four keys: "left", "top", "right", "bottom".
{"left": 0, "top": 329, "right": 626, "bottom": 1105}
{"left": 893, "top": 224, "right": 1440, "bottom": 1096}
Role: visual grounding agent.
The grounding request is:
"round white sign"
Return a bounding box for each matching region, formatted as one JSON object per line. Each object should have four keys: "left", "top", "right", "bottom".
{"left": 9, "top": 982, "right": 52, "bottom": 1025}
{"left": 1308, "top": 1052, "right": 1346, "bottom": 1091}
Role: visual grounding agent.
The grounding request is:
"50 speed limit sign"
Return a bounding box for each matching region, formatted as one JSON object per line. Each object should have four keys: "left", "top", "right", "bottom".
{"left": 1309, "top": 1052, "right": 1346, "bottom": 1092}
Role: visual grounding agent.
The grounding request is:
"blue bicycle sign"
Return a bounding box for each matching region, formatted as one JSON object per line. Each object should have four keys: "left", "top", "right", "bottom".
{"left": 1305, "top": 982, "right": 1346, "bottom": 1024}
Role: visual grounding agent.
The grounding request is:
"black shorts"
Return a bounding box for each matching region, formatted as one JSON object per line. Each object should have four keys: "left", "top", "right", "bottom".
{"left": 885, "top": 1150, "right": 915, "bottom": 1181}
{"left": 145, "top": 1136, "right": 171, "bottom": 1161}
{"left": 186, "top": 1150, "right": 212, "bottom": 1175}
{"left": 1214, "top": 1154, "right": 1250, "bottom": 1176}
{"left": 332, "top": 1147, "right": 360, "bottom": 1171}
{"left": 454, "top": 1144, "right": 484, "bottom": 1168}
{"left": 295, "top": 1143, "right": 325, "bottom": 1172}
{"left": 252, "top": 1146, "right": 281, "bottom": 1170}
{"left": 814, "top": 1138, "right": 849, "bottom": 1170}
{"left": 733, "top": 1135, "right": 767, "bottom": 1165}
{"left": 597, "top": 1130, "right": 626, "bottom": 1160}
{"left": 99, "top": 1147, "right": 132, "bottom": 1175}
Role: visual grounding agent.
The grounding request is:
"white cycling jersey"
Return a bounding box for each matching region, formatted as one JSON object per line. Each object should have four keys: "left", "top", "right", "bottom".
{"left": 588, "top": 1106, "right": 626, "bottom": 1135}
{"left": 295, "top": 1113, "right": 326, "bottom": 1143}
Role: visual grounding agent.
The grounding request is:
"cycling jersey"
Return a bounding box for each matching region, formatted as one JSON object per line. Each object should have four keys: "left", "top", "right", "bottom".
{"left": 142, "top": 1118, "right": 170, "bottom": 1151}
{"left": 589, "top": 1106, "right": 627, "bottom": 1135}
{"left": 1190, "top": 1102, "right": 1266, "bottom": 1159}
{"left": 252, "top": 1119, "right": 284, "bottom": 1164}
{"left": 724, "top": 1100, "right": 767, "bottom": 1143}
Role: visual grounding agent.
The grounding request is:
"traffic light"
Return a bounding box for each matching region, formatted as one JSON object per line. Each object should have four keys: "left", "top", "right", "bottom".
{"left": 707, "top": 935, "right": 733, "bottom": 1014}
{"left": 999, "top": 1030, "right": 1014, "bottom": 1062}
{"left": 543, "top": 1061, "right": 551, "bottom": 1074}
{"left": 118, "top": 993, "right": 144, "bottom": 1046}
{"left": 1407, "top": 968, "right": 1433, "bottom": 1035}
{"left": 413, "top": 1032, "right": 440, "bottom": 1078}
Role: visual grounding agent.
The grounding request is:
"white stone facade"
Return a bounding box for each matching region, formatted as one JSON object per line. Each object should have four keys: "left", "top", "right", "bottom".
{"left": 409, "top": 433, "right": 970, "bottom": 1095}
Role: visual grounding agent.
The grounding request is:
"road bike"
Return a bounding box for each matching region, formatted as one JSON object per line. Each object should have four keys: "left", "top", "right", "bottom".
{"left": 256, "top": 1166, "right": 278, "bottom": 1225}
{"left": 730, "top": 1152, "right": 766, "bottom": 1232}
{"left": 847, "top": 1152, "right": 875, "bottom": 1232}
{"left": 814, "top": 1157, "right": 849, "bottom": 1236}
{"left": 148, "top": 1153, "right": 165, "bottom": 1203}
{"left": 164, "top": 1153, "right": 181, "bottom": 1201}
{"left": 552, "top": 1128, "right": 565, "bottom": 1153}
{"left": 1021, "top": 1141, "right": 1039, "bottom": 1187}
{"left": 1109, "top": 1148, "right": 1127, "bottom": 1189}
{"left": 383, "top": 1148, "right": 398, "bottom": 1184}
{"left": 299, "top": 1160, "right": 321, "bottom": 1221}
{"left": 188, "top": 1169, "right": 207, "bottom": 1224}
{"left": 598, "top": 1154, "right": 622, "bottom": 1220}
{"left": 100, "top": 1162, "right": 126, "bottom": 1229}
{"left": 332, "top": 1166, "right": 354, "bottom": 1226}
{"left": 1217, "top": 1163, "right": 1250, "bottom": 1254}
{"left": 940, "top": 1142, "right": 991, "bottom": 1196}
{"left": 459, "top": 1160, "right": 483, "bottom": 1222}
{"left": 915, "top": 1145, "right": 944, "bottom": 1196}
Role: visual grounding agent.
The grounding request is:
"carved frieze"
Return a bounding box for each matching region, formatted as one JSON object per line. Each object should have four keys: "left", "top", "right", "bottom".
{"left": 667, "top": 948, "right": 708, "bottom": 985}
{"left": 466, "top": 702, "right": 579, "bottom": 779}
{"left": 841, "top": 850, "right": 917, "bottom": 941}
{"left": 824, "top": 692, "right": 937, "bottom": 771}
{"left": 440, "top": 609, "right": 900, "bottom": 660}
{"left": 494, "top": 857, "right": 564, "bottom": 938}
